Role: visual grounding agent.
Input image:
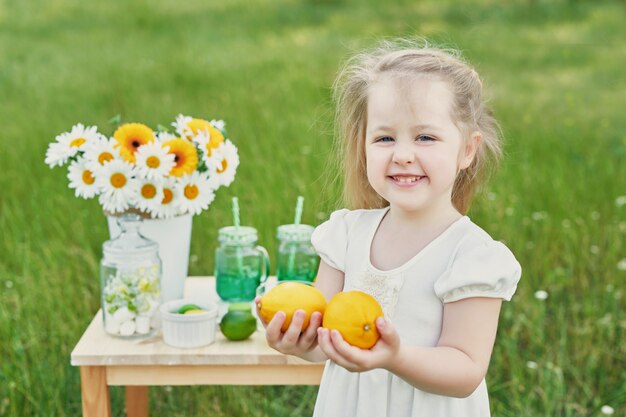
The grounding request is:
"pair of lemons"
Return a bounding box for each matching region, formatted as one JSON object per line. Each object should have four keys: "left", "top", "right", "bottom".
{"left": 258, "top": 282, "right": 383, "bottom": 349}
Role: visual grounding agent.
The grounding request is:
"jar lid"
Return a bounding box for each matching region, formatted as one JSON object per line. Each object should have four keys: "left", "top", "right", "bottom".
{"left": 103, "top": 214, "right": 159, "bottom": 261}
{"left": 218, "top": 226, "right": 258, "bottom": 245}
{"left": 277, "top": 224, "right": 314, "bottom": 242}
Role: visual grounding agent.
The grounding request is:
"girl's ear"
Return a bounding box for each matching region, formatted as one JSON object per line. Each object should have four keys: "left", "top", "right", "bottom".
{"left": 460, "top": 131, "right": 482, "bottom": 169}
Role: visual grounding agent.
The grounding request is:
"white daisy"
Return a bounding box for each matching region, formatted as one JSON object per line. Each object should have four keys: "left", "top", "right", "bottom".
{"left": 149, "top": 177, "right": 180, "bottom": 219}
{"left": 45, "top": 141, "right": 71, "bottom": 168}
{"left": 205, "top": 140, "right": 239, "bottom": 187}
{"left": 192, "top": 128, "right": 210, "bottom": 148}
{"left": 601, "top": 405, "right": 615, "bottom": 415}
{"left": 172, "top": 114, "right": 194, "bottom": 139}
{"left": 175, "top": 172, "right": 216, "bottom": 216}
{"left": 133, "top": 177, "right": 164, "bottom": 216}
{"left": 531, "top": 211, "right": 547, "bottom": 221}
{"left": 83, "top": 135, "right": 120, "bottom": 171}
{"left": 45, "top": 124, "right": 102, "bottom": 167}
{"left": 96, "top": 159, "right": 138, "bottom": 214}
{"left": 67, "top": 157, "right": 99, "bottom": 199}
{"left": 134, "top": 142, "right": 176, "bottom": 180}
{"left": 156, "top": 131, "right": 177, "bottom": 143}
{"left": 210, "top": 119, "right": 226, "bottom": 132}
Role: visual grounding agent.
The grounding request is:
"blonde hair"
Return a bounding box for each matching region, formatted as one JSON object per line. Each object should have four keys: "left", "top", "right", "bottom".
{"left": 331, "top": 39, "right": 502, "bottom": 214}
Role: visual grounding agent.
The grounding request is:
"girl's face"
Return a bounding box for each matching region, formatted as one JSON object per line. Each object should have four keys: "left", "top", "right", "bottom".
{"left": 365, "top": 76, "right": 476, "bottom": 215}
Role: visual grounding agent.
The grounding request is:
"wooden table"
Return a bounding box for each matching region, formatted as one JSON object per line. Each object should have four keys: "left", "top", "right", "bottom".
{"left": 71, "top": 277, "right": 325, "bottom": 417}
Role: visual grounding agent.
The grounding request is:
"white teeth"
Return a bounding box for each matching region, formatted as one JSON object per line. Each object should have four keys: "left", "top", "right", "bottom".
{"left": 393, "top": 176, "right": 421, "bottom": 183}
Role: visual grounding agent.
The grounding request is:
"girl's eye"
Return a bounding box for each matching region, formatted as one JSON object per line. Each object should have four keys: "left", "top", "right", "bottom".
{"left": 377, "top": 136, "right": 394, "bottom": 143}
{"left": 416, "top": 135, "right": 435, "bottom": 142}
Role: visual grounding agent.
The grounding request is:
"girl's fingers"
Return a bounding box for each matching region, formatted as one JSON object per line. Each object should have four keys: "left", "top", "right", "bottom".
{"left": 280, "top": 309, "right": 306, "bottom": 346}
{"left": 330, "top": 329, "right": 353, "bottom": 354}
{"left": 254, "top": 297, "right": 266, "bottom": 325}
{"left": 330, "top": 330, "right": 367, "bottom": 366}
{"left": 319, "top": 329, "right": 371, "bottom": 371}
{"left": 375, "top": 317, "right": 400, "bottom": 348}
{"left": 298, "top": 311, "right": 322, "bottom": 348}
{"left": 316, "top": 328, "right": 334, "bottom": 355}
{"left": 318, "top": 328, "right": 350, "bottom": 367}
{"left": 265, "top": 311, "right": 286, "bottom": 345}
{"left": 328, "top": 330, "right": 356, "bottom": 358}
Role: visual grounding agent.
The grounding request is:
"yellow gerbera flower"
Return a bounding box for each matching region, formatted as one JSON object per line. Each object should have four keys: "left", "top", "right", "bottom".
{"left": 185, "top": 118, "right": 212, "bottom": 137}
{"left": 163, "top": 138, "right": 198, "bottom": 177}
{"left": 185, "top": 119, "right": 224, "bottom": 153}
{"left": 202, "top": 124, "right": 225, "bottom": 156}
{"left": 113, "top": 123, "right": 155, "bottom": 163}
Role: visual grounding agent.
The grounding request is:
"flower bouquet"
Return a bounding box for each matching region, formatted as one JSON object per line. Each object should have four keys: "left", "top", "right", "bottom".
{"left": 46, "top": 114, "right": 240, "bottom": 302}
{"left": 45, "top": 114, "right": 239, "bottom": 218}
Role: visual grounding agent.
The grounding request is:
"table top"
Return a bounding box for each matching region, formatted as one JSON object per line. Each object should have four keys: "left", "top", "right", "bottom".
{"left": 71, "top": 277, "right": 317, "bottom": 367}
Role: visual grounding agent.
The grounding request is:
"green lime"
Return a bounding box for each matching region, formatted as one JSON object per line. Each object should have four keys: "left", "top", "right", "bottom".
{"left": 228, "top": 302, "right": 252, "bottom": 313}
{"left": 177, "top": 303, "right": 202, "bottom": 314}
{"left": 184, "top": 309, "right": 205, "bottom": 315}
{"left": 220, "top": 310, "right": 257, "bottom": 341}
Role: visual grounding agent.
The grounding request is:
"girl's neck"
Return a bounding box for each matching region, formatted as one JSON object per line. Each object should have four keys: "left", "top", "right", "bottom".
{"left": 385, "top": 201, "right": 462, "bottom": 233}
{"left": 369, "top": 201, "right": 464, "bottom": 271}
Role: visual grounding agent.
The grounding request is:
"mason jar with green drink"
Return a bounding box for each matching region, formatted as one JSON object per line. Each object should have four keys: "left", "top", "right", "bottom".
{"left": 274, "top": 196, "right": 320, "bottom": 282}
{"left": 276, "top": 224, "right": 319, "bottom": 282}
{"left": 214, "top": 225, "right": 270, "bottom": 302}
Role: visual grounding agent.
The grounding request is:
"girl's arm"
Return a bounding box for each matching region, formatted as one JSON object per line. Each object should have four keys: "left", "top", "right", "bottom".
{"left": 260, "top": 260, "right": 344, "bottom": 363}
{"left": 317, "top": 297, "right": 503, "bottom": 397}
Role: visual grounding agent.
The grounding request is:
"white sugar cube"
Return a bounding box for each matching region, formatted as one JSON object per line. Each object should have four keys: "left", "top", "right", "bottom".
{"left": 119, "top": 320, "right": 136, "bottom": 336}
{"left": 147, "top": 300, "right": 160, "bottom": 316}
{"left": 104, "top": 314, "right": 120, "bottom": 335}
{"left": 150, "top": 312, "right": 161, "bottom": 329}
{"left": 135, "top": 316, "right": 151, "bottom": 334}
{"left": 113, "top": 307, "right": 135, "bottom": 323}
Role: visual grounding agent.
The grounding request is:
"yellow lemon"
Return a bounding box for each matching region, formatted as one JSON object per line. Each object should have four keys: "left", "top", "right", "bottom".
{"left": 322, "top": 291, "right": 383, "bottom": 349}
{"left": 258, "top": 282, "right": 326, "bottom": 332}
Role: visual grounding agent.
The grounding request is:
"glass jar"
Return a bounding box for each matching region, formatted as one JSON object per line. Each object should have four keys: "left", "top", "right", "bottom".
{"left": 214, "top": 226, "right": 270, "bottom": 302}
{"left": 100, "top": 214, "right": 161, "bottom": 338}
{"left": 276, "top": 224, "right": 319, "bottom": 282}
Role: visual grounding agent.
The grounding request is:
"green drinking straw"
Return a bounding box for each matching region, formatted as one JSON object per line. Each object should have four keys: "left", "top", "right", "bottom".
{"left": 287, "top": 196, "right": 304, "bottom": 276}
{"left": 232, "top": 197, "right": 245, "bottom": 275}
{"left": 232, "top": 197, "right": 240, "bottom": 228}
{"left": 294, "top": 196, "right": 304, "bottom": 225}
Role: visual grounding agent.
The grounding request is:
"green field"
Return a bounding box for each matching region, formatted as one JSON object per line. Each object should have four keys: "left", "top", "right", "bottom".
{"left": 1, "top": 0, "right": 625, "bottom": 415}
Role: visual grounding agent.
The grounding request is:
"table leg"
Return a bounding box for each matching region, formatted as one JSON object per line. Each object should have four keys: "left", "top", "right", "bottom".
{"left": 80, "top": 366, "right": 111, "bottom": 417}
{"left": 125, "top": 386, "right": 149, "bottom": 417}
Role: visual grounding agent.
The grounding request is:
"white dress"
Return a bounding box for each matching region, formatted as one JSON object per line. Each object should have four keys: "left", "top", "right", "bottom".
{"left": 310, "top": 208, "right": 522, "bottom": 417}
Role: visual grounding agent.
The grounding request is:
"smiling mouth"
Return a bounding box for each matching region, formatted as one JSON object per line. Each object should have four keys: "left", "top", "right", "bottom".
{"left": 389, "top": 175, "right": 425, "bottom": 184}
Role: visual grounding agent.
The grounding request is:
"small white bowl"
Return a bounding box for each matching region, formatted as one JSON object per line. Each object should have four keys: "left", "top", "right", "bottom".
{"left": 160, "top": 299, "right": 218, "bottom": 348}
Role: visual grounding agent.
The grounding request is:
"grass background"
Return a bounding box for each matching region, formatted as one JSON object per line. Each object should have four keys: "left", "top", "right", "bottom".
{"left": 1, "top": 0, "right": 625, "bottom": 415}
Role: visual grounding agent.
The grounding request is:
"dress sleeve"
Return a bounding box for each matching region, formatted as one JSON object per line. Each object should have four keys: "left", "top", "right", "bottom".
{"left": 434, "top": 241, "right": 521, "bottom": 303}
{"left": 310, "top": 209, "right": 350, "bottom": 272}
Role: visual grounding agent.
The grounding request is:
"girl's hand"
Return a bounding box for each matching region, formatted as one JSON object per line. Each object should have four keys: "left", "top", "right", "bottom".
{"left": 317, "top": 317, "right": 400, "bottom": 372}
{"left": 255, "top": 296, "right": 322, "bottom": 357}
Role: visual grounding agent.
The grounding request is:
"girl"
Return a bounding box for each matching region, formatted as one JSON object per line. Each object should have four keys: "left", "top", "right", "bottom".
{"left": 260, "top": 39, "right": 521, "bottom": 417}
